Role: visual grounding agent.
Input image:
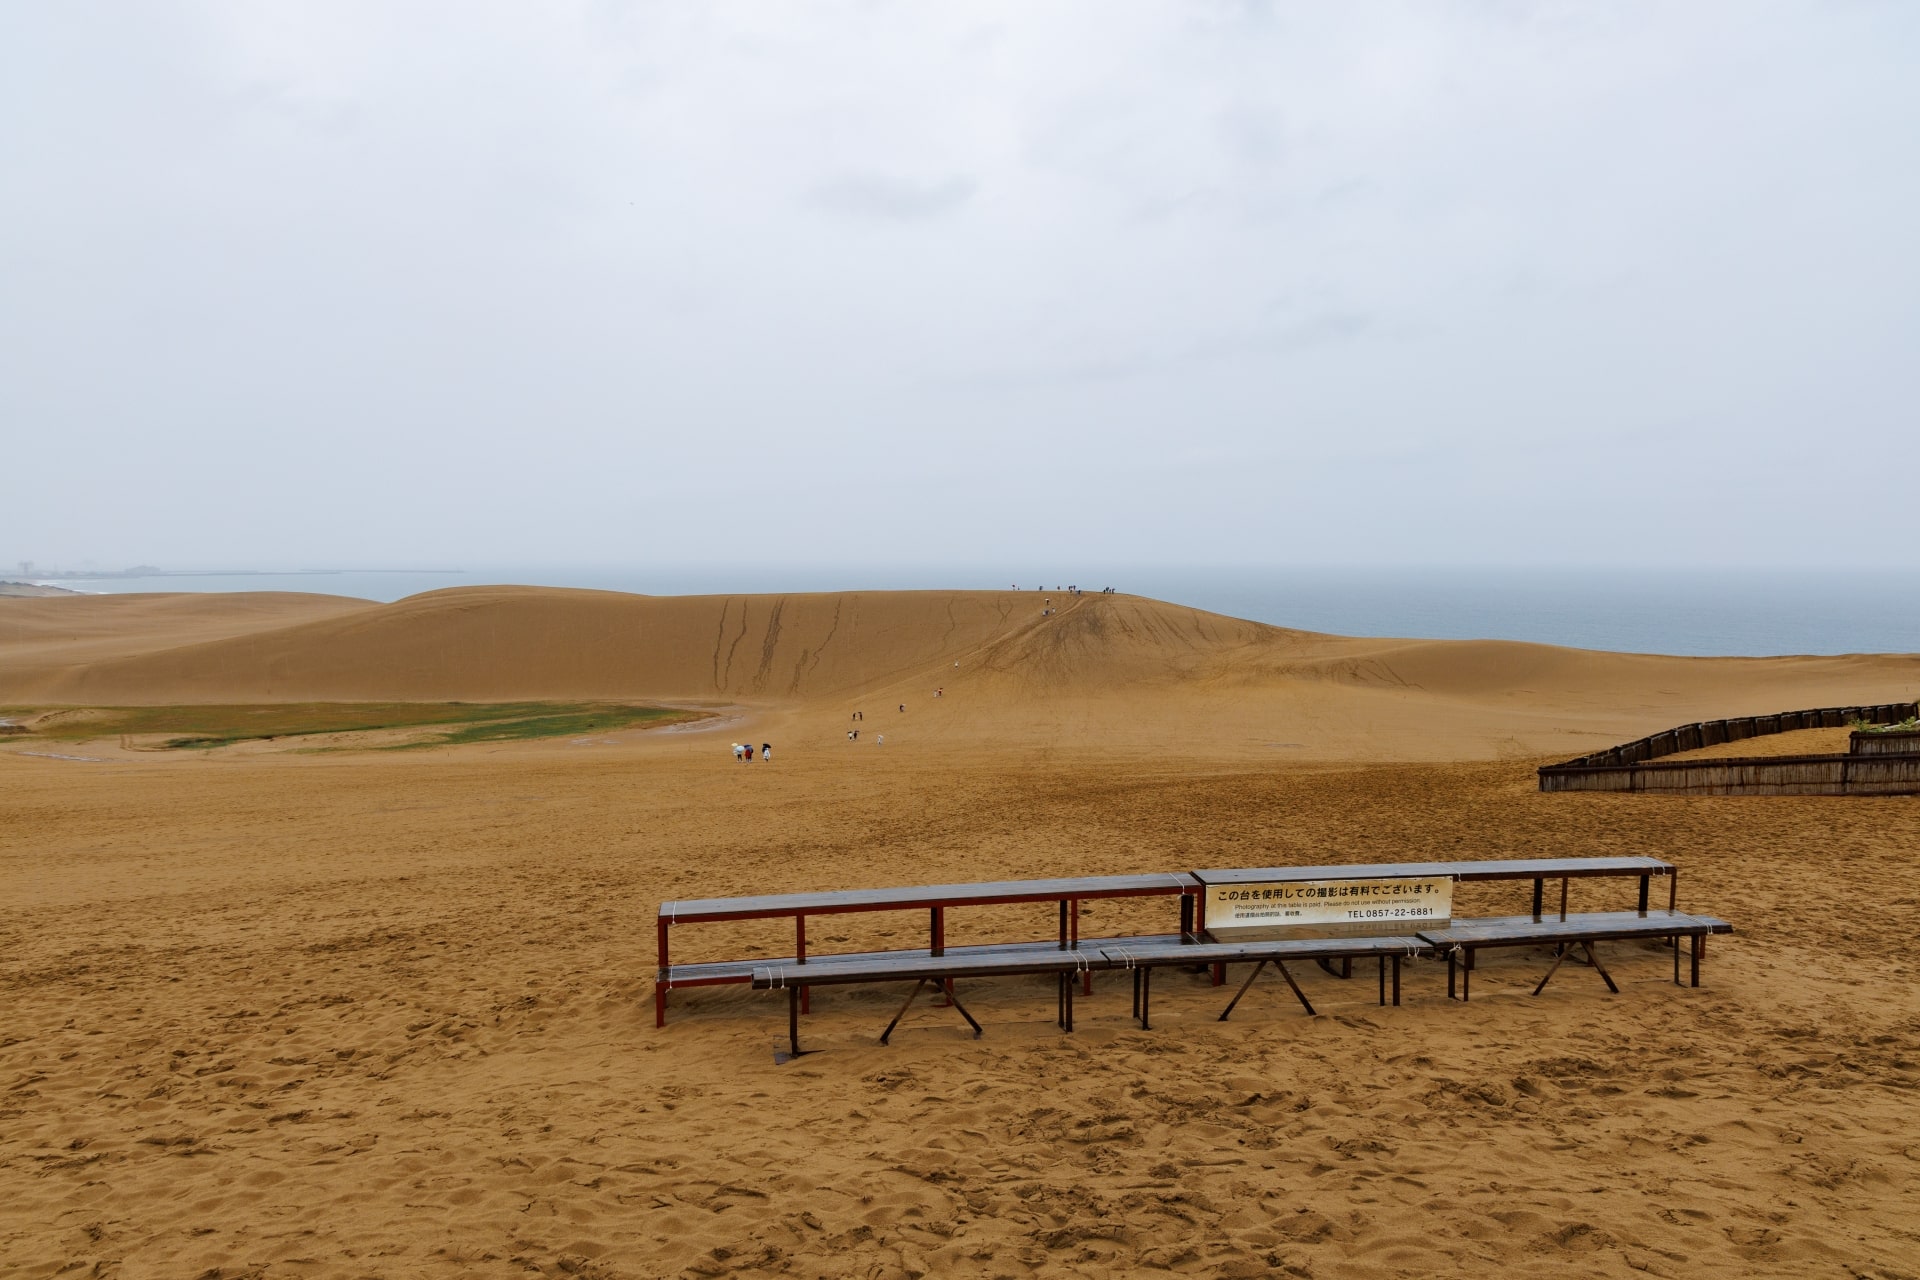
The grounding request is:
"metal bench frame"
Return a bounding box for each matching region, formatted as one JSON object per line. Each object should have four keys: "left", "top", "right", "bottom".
{"left": 658, "top": 858, "right": 1679, "bottom": 1023}
{"left": 657, "top": 873, "right": 1200, "bottom": 1026}
{"left": 752, "top": 938, "right": 1423, "bottom": 1057}
{"left": 1417, "top": 911, "right": 1733, "bottom": 1001}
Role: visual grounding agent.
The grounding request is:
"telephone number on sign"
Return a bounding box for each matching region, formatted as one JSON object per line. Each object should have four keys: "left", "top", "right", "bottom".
{"left": 1346, "top": 907, "right": 1437, "bottom": 919}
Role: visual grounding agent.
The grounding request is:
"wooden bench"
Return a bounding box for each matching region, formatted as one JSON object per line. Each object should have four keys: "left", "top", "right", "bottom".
{"left": 1418, "top": 910, "right": 1733, "bottom": 1000}
{"left": 1191, "top": 856, "right": 1677, "bottom": 981}
{"left": 750, "top": 934, "right": 1432, "bottom": 1057}
{"left": 656, "top": 872, "right": 1200, "bottom": 1025}
{"left": 1193, "top": 856, "right": 1677, "bottom": 928}
{"left": 1101, "top": 935, "right": 1429, "bottom": 1029}
{"left": 752, "top": 948, "right": 1109, "bottom": 1058}
{"left": 677, "top": 858, "right": 1727, "bottom": 1053}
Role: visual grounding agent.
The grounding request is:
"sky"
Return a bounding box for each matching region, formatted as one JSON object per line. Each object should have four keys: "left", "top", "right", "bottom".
{"left": 4, "top": 1, "right": 1918, "bottom": 572}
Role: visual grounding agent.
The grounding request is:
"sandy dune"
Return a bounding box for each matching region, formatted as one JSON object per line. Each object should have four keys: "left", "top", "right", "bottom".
{"left": 0, "top": 591, "right": 371, "bottom": 678}
{"left": 3, "top": 588, "right": 1919, "bottom": 1278}
{"left": 4, "top": 587, "right": 1916, "bottom": 760}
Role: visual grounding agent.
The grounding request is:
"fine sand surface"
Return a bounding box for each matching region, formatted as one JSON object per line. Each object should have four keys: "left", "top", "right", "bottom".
{"left": 1659, "top": 727, "right": 1861, "bottom": 762}
{"left": 4, "top": 589, "right": 1919, "bottom": 1279}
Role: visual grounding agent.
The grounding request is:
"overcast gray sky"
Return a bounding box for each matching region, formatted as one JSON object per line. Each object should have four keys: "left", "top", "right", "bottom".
{"left": 4, "top": 1, "right": 1916, "bottom": 571}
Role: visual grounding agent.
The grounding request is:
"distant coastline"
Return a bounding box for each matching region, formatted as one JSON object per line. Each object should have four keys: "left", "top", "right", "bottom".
{"left": 24, "top": 568, "right": 463, "bottom": 580}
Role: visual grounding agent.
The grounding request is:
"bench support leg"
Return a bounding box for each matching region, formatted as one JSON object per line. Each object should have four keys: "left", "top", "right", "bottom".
{"left": 1532, "top": 944, "right": 1575, "bottom": 996}
{"left": 1140, "top": 967, "right": 1152, "bottom": 1030}
{"left": 788, "top": 985, "right": 802, "bottom": 1058}
{"left": 1378, "top": 955, "right": 1386, "bottom": 1007}
{"left": 1274, "top": 959, "right": 1315, "bottom": 1015}
{"left": 1447, "top": 949, "right": 1456, "bottom": 1000}
{"left": 947, "top": 984, "right": 983, "bottom": 1038}
{"left": 1220, "top": 960, "right": 1266, "bottom": 1020}
{"left": 1317, "top": 956, "right": 1353, "bottom": 979}
{"left": 1691, "top": 933, "right": 1702, "bottom": 987}
{"left": 1583, "top": 941, "right": 1618, "bottom": 994}
{"left": 796, "top": 915, "right": 810, "bottom": 1015}
{"left": 1057, "top": 971, "right": 1075, "bottom": 1032}
{"left": 879, "top": 978, "right": 984, "bottom": 1044}
{"left": 881, "top": 979, "right": 930, "bottom": 1045}
{"left": 1392, "top": 954, "right": 1401, "bottom": 1007}
{"left": 656, "top": 917, "right": 671, "bottom": 1027}
{"left": 655, "top": 983, "right": 668, "bottom": 1029}
{"left": 1673, "top": 934, "right": 1681, "bottom": 986}
{"left": 1220, "top": 959, "right": 1315, "bottom": 1020}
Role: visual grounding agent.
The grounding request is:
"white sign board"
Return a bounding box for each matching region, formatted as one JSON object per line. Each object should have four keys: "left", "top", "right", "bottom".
{"left": 1204, "top": 876, "right": 1453, "bottom": 939}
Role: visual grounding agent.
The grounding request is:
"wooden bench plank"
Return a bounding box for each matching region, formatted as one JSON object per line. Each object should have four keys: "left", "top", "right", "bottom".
{"left": 1419, "top": 910, "right": 1730, "bottom": 948}
{"left": 752, "top": 947, "right": 1104, "bottom": 988}
{"left": 664, "top": 872, "right": 1199, "bottom": 922}
{"left": 1100, "top": 935, "right": 1427, "bottom": 966}
{"left": 668, "top": 933, "right": 1184, "bottom": 988}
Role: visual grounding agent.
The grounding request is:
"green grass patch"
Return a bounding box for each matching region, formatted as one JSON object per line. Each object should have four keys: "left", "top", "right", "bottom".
{"left": 12, "top": 702, "right": 701, "bottom": 749}
{"left": 384, "top": 705, "right": 695, "bottom": 749}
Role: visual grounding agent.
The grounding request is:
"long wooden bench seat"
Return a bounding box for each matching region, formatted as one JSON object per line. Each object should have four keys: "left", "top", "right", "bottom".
{"left": 666, "top": 933, "right": 1185, "bottom": 988}
{"left": 751, "top": 946, "right": 1113, "bottom": 1057}
{"left": 749, "top": 935, "right": 1432, "bottom": 1056}
{"left": 1102, "top": 936, "right": 1430, "bottom": 1028}
{"left": 1418, "top": 910, "right": 1732, "bottom": 1000}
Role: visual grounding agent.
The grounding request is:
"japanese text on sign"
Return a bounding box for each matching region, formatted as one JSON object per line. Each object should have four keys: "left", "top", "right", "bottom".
{"left": 1205, "top": 876, "right": 1454, "bottom": 938}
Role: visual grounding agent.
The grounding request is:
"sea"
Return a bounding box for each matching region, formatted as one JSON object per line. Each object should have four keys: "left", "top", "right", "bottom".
{"left": 30, "top": 566, "right": 1920, "bottom": 659}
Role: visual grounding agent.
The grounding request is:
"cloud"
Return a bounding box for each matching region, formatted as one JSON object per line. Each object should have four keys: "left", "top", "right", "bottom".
{"left": 2, "top": 1, "right": 1917, "bottom": 569}
{"left": 807, "top": 173, "right": 977, "bottom": 221}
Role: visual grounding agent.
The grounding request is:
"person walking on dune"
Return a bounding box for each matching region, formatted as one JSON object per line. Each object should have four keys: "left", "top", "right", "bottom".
{"left": 876, "top": 733, "right": 885, "bottom": 746}
{"left": 761, "top": 742, "right": 772, "bottom": 763}
{"left": 732, "top": 742, "right": 743, "bottom": 762}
